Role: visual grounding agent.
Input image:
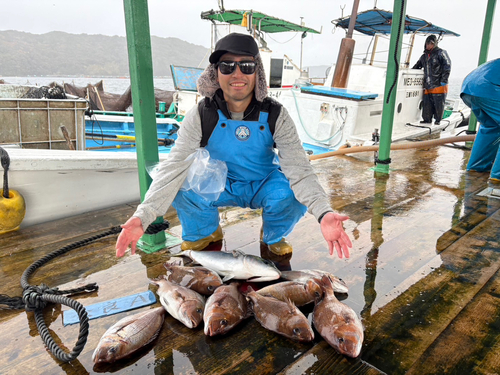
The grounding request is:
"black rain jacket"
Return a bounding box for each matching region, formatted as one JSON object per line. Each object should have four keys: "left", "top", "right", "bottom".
{"left": 412, "top": 47, "right": 451, "bottom": 90}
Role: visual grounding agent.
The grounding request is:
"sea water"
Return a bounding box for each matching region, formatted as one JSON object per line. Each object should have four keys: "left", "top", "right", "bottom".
{"left": 0, "top": 76, "right": 175, "bottom": 94}
{"left": 2, "top": 75, "right": 463, "bottom": 98}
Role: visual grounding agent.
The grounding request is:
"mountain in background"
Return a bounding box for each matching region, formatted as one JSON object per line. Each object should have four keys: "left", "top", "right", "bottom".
{"left": 0, "top": 30, "right": 210, "bottom": 77}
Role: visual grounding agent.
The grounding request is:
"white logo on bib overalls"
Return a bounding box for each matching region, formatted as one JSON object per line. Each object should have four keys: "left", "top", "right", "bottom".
{"left": 235, "top": 126, "right": 251, "bottom": 141}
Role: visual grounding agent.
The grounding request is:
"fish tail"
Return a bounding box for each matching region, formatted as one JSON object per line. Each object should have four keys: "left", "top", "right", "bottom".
{"left": 149, "top": 275, "right": 166, "bottom": 285}
{"left": 317, "top": 274, "right": 334, "bottom": 292}
{"left": 164, "top": 257, "right": 184, "bottom": 268}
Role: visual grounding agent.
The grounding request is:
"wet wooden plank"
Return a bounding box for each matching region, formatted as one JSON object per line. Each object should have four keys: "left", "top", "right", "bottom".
{"left": 406, "top": 266, "right": 500, "bottom": 374}
{"left": 278, "top": 341, "right": 386, "bottom": 375}
{"left": 0, "top": 202, "right": 137, "bottom": 257}
{"left": 2, "top": 144, "right": 499, "bottom": 374}
{"left": 358, "top": 209, "right": 500, "bottom": 374}
{"left": 436, "top": 175, "right": 500, "bottom": 252}
{"left": 0, "top": 212, "right": 315, "bottom": 375}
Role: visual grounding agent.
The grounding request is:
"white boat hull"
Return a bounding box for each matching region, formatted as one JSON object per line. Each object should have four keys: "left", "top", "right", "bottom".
{"left": 276, "top": 65, "right": 470, "bottom": 150}
{"left": 7, "top": 148, "right": 168, "bottom": 227}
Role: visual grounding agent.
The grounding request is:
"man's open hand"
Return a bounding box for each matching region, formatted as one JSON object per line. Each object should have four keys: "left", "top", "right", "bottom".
{"left": 320, "top": 212, "right": 352, "bottom": 258}
{"left": 115, "top": 216, "right": 144, "bottom": 257}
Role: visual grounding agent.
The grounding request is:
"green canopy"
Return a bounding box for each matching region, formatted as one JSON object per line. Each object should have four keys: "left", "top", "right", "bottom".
{"left": 201, "top": 9, "right": 321, "bottom": 34}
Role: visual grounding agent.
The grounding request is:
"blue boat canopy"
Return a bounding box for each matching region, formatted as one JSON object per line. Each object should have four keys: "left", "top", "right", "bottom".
{"left": 332, "top": 8, "right": 460, "bottom": 37}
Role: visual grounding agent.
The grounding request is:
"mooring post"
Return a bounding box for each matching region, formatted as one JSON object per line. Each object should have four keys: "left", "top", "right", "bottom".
{"left": 373, "top": 0, "right": 408, "bottom": 174}
{"left": 123, "top": 0, "right": 166, "bottom": 252}
{"left": 466, "top": 0, "right": 497, "bottom": 147}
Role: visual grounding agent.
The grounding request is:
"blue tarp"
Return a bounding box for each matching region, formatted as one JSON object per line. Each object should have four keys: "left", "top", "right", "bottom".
{"left": 462, "top": 59, "right": 500, "bottom": 180}
{"left": 332, "top": 8, "right": 460, "bottom": 37}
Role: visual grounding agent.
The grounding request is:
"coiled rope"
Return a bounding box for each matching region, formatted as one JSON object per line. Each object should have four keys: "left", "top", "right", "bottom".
{"left": 0, "top": 220, "right": 169, "bottom": 362}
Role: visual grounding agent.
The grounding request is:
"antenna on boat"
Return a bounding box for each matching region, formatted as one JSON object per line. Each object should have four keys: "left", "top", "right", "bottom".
{"left": 300, "top": 17, "right": 304, "bottom": 71}
{"left": 218, "top": 0, "right": 225, "bottom": 12}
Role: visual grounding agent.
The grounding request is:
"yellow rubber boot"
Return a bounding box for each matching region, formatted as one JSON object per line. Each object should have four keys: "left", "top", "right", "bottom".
{"left": 260, "top": 227, "right": 293, "bottom": 255}
{"left": 267, "top": 238, "right": 293, "bottom": 255}
{"left": 181, "top": 226, "right": 223, "bottom": 251}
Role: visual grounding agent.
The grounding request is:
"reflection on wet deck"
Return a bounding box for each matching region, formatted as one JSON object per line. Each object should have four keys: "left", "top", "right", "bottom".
{"left": 1, "top": 139, "right": 500, "bottom": 374}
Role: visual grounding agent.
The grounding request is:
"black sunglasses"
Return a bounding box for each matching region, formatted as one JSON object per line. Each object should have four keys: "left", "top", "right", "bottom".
{"left": 217, "top": 60, "right": 257, "bottom": 75}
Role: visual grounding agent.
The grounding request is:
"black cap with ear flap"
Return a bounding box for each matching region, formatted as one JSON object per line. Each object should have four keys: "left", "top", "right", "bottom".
{"left": 209, "top": 33, "right": 259, "bottom": 64}
{"left": 425, "top": 35, "right": 437, "bottom": 47}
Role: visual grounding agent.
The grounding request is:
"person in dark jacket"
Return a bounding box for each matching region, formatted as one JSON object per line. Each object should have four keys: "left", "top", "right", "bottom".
{"left": 412, "top": 35, "right": 451, "bottom": 125}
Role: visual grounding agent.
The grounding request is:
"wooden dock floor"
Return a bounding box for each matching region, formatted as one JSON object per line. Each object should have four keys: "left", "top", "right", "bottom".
{"left": 1, "top": 140, "right": 500, "bottom": 374}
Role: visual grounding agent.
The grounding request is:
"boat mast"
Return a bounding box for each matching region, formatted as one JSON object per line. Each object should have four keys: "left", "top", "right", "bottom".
{"left": 331, "top": 0, "right": 360, "bottom": 88}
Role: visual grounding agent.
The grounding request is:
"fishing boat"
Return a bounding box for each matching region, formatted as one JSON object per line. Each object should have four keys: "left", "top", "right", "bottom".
{"left": 165, "top": 7, "right": 471, "bottom": 154}
{"left": 0, "top": 85, "right": 169, "bottom": 228}
{"left": 6, "top": 147, "right": 168, "bottom": 227}
{"left": 77, "top": 7, "right": 471, "bottom": 156}
{"left": 279, "top": 8, "right": 471, "bottom": 153}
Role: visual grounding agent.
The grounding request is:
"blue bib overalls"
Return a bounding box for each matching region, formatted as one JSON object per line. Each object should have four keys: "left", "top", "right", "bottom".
{"left": 172, "top": 110, "right": 307, "bottom": 245}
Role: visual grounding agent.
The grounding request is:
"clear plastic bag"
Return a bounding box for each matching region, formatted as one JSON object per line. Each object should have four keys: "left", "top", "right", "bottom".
{"left": 181, "top": 148, "right": 228, "bottom": 201}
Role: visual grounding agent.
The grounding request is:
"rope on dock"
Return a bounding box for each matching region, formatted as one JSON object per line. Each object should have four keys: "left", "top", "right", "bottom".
{"left": 0, "top": 220, "right": 169, "bottom": 362}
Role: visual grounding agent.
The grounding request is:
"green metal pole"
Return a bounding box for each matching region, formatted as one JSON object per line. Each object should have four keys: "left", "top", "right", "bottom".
{"left": 123, "top": 0, "right": 166, "bottom": 252}
{"left": 466, "top": 0, "right": 497, "bottom": 139}
{"left": 373, "top": 0, "right": 408, "bottom": 174}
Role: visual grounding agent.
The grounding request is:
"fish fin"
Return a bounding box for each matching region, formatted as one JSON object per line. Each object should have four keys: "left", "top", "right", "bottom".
{"left": 231, "top": 249, "right": 245, "bottom": 257}
{"left": 244, "top": 286, "right": 255, "bottom": 295}
{"left": 164, "top": 257, "right": 184, "bottom": 268}
{"left": 317, "top": 275, "right": 338, "bottom": 298}
{"left": 160, "top": 295, "right": 170, "bottom": 308}
{"left": 222, "top": 275, "right": 235, "bottom": 282}
{"left": 243, "top": 286, "right": 256, "bottom": 312}
{"left": 143, "top": 320, "right": 164, "bottom": 346}
{"left": 174, "top": 290, "right": 186, "bottom": 302}
{"left": 149, "top": 277, "right": 161, "bottom": 286}
{"left": 244, "top": 305, "right": 253, "bottom": 319}
{"left": 286, "top": 298, "right": 297, "bottom": 313}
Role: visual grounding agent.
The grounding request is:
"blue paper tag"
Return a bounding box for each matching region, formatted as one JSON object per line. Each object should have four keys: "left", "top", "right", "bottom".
{"left": 63, "top": 290, "right": 157, "bottom": 326}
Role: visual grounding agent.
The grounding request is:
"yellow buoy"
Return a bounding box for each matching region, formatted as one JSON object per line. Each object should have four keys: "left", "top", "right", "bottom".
{"left": 0, "top": 189, "right": 26, "bottom": 234}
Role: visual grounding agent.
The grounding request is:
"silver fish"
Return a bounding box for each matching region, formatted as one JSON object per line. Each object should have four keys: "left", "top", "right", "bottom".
{"left": 203, "top": 283, "right": 249, "bottom": 336}
{"left": 312, "top": 275, "right": 364, "bottom": 358}
{"left": 178, "top": 250, "right": 281, "bottom": 282}
{"left": 150, "top": 275, "right": 205, "bottom": 328}
{"left": 246, "top": 287, "right": 314, "bottom": 342}
{"left": 92, "top": 307, "right": 165, "bottom": 364}
{"left": 281, "top": 269, "right": 348, "bottom": 293}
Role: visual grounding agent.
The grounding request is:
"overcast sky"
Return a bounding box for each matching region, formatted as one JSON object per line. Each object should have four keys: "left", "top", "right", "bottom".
{"left": 2, "top": 0, "right": 499, "bottom": 79}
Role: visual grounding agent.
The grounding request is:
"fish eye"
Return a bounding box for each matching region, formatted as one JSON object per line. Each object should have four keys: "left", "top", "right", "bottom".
{"left": 338, "top": 337, "right": 345, "bottom": 343}
{"left": 109, "top": 347, "right": 117, "bottom": 353}
{"left": 293, "top": 328, "right": 301, "bottom": 335}
{"left": 315, "top": 291, "right": 321, "bottom": 297}
{"left": 207, "top": 286, "right": 214, "bottom": 291}
{"left": 220, "top": 319, "right": 228, "bottom": 326}
{"left": 196, "top": 308, "right": 203, "bottom": 314}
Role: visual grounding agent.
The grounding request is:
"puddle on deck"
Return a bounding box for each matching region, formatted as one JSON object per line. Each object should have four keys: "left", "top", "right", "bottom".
{"left": 2, "top": 137, "right": 500, "bottom": 374}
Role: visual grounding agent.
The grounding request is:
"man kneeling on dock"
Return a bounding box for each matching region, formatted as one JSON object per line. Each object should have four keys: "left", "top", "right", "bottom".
{"left": 115, "top": 33, "right": 352, "bottom": 258}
